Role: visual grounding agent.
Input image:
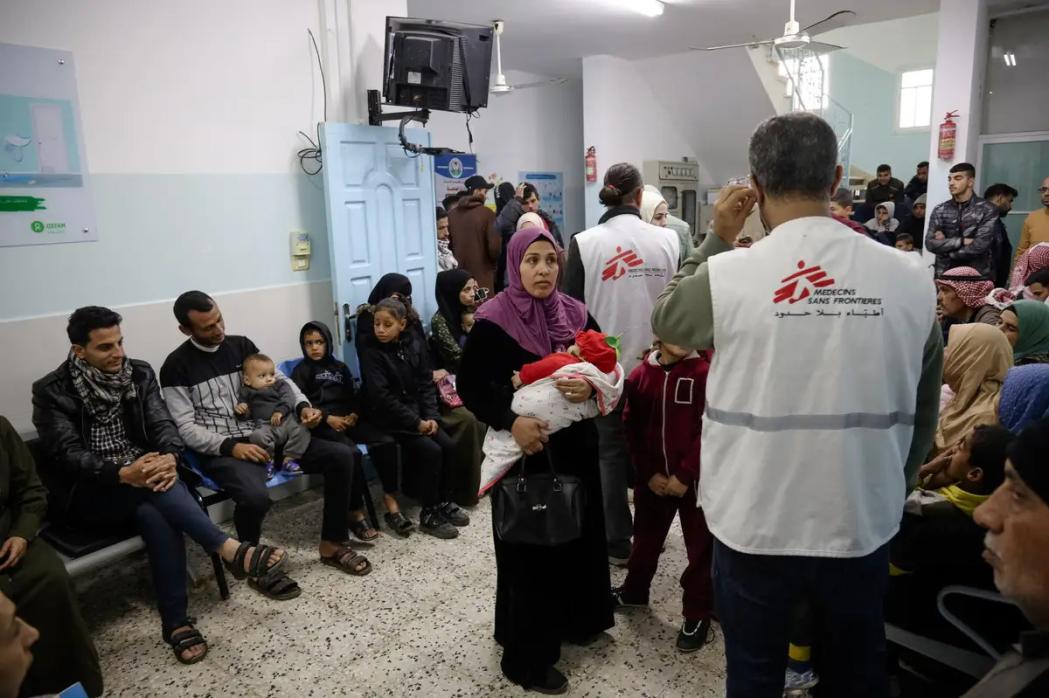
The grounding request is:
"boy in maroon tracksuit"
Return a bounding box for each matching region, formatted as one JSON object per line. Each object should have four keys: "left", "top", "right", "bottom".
{"left": 613, "top": 340, "right": 716, "bottom": 653}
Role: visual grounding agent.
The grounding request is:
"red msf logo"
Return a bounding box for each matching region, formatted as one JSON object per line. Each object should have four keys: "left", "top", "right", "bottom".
{"left": 773, "top": 261, "right": 835, "bottom": 304}
{"left": 602, "top": 246, "right": 644, "bottom": 281}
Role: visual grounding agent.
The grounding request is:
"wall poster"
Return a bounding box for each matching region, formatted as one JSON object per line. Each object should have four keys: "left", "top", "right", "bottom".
{"left": 433, "top": 153, "right": 478, "bottom": 207}
{"left": 518, "top": 171, "right": 564, "bottom": 232}
{"left": 0, "top": 42, "right": 96, "bottom": 247}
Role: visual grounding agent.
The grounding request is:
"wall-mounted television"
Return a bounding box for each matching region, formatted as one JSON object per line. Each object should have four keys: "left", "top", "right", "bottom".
{"left": 382, "top": 17, "right": 493, "bottom": 114}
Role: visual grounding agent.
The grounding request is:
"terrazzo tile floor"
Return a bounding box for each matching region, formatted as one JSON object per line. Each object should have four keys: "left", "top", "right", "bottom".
{"left": 76, "top": 486, "right": 727, "bottom": 697}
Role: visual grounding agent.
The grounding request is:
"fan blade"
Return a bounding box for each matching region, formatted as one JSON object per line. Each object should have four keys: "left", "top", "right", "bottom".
{"left": 693, "top": 39, "right": 774, "bottom": 51}
{"left": 515, "top": 77, "right": 568, "bottom": 90}
{"left": 802, "top": 9, "right": 856, "bottom": 34}
{"left": 805, "top": 41, "right": 845, "bottom": 54}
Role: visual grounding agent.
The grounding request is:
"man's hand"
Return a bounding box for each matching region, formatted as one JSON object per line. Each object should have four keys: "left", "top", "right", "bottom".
{"left": 515, "top": 183, "right": 527, "bottom": 200}
{"left": 234, "top": 402, "right": 249, "bottom": 417}
{"left": 232, "top": 443, "right": 270, "bottom": 464}
{"left": 146, "top": 454, "right": 178, "bottom": 492}
{"left": 0, "top": 537, "right": 28, "bottom": 571}
{"left": 963, "top": 238, "right": 974, "bottom": 247}
{"left": 664, "top": 475, "right": 688, "bottom": 498}
{"left": 433, "top": 369, "right": 449, "bottom": 383}
{"left": 648, "top": 473, "right": 669, "bottom": 496}
{"left": 713, "top": 185, "right": 759, "bottom": 245}
{"left": 119, "top": 452, "right": 161, "bottom": 488}
{"left": 418, "top": 419, "right": 439, "bottom": 436}
{"left": 300, "top": 407, "right": 322, "bottom": 429}
{"left": 345, "top": 413, "right": 359, "bottom": 429}
{"left": 934, "top": 230, "right": 945, "bottom": 241}
{"left": 326, "top": 415, "right": 348, "bottom": 432}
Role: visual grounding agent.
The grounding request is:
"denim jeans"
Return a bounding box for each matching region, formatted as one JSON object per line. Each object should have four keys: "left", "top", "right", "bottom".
{"left": 71, "top": 479, "right": 229, "bottom": 631}
{"left": 712, "top": 539, "right": 890, "bottom": 698}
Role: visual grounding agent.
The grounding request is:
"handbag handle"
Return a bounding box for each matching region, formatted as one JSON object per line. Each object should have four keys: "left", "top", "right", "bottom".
{"left": 515, "top": 447, "right": 562, "bottom": 492}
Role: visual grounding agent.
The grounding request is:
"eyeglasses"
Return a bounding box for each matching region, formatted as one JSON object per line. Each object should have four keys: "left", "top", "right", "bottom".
{"left": 1039, "top": 187, "right": 1049, "bottom": 194}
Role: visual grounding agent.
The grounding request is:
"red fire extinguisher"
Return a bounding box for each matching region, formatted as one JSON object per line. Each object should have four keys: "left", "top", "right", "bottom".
{"left": 585, "top": 146, "right": 597, "bottom": 183}
{"left": 938, "top": 111, "right": 959, "bottom": 161}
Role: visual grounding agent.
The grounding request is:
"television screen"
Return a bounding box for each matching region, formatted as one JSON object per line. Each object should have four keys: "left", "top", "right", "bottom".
{"left": 383, "top": 17, "right": 493, "bottom": 114}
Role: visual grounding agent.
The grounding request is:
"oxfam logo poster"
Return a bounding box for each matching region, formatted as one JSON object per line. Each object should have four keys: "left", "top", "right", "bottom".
{"left": 31, "top": 221, "right": 45, "bottom": 233}
{"left": 448, "top": 157, "right": 464, "bottom": 179}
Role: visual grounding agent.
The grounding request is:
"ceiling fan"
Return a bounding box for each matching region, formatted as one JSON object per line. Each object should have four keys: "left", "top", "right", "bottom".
{"left": 694, "top": 1, "right": 855, "bottom": 54}
{"left": 489, "top": 20, "right": 568, "bottom": 95}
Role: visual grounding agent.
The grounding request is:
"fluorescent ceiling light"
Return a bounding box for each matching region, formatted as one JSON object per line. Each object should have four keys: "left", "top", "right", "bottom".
{"left": 607, "top": 0, "right": 665, "bottom": 17}
{"left": 1003, "top": 52, "right": 1017, "bottom": 67}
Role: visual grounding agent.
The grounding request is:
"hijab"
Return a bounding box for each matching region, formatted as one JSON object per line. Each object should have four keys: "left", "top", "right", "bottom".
{"left": 435, "top": 269, "right": 474, "bottom": 343}
{"left": 935, "top": 323, "right": 1014, "bottom": 452}
{"left": 516, "top": 212, "right": 545, "bottom": 231}
{"left": 475, "top": 228, "right": 587, "bottom": 357}
{"left": 367, "top": 273, "right": 412, "bottom": 305}
{"left": 639, "top": 185, "right": 667, "bottom": 225}
{"left": 999, "top": 364, "right": 1049, "bottom": 433}
{"left": 495, "top": 182, "right": 516, "bottom": 215}
{"left": 1010, "top": 300, "right": 1049, "bottom": 362}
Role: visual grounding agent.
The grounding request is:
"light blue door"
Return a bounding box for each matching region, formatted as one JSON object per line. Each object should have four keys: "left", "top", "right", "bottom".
{"left": 320, "top": 123, "right": 438, "bottom": 371}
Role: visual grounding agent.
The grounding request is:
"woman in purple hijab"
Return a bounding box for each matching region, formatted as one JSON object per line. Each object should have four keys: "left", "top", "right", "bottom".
{"left": 458, "top": 228, "right": 614, "bottom": 694}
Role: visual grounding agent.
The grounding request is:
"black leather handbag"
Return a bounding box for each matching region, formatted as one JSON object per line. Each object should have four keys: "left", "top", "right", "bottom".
{"left": 493, "top": 455, "right": 585, "bottom": 547}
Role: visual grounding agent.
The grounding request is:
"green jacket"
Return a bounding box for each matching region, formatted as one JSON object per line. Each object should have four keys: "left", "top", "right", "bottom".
{"left": 0, "top": 416, "right": 47, "bottom": 542}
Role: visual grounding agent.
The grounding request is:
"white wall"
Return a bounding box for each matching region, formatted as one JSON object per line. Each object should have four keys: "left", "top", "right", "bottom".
{"left": 582, "top": 51, "right": 773, "bottom": 228}
{"left": 0, "top": 0, "right": 345, "bottom": 434}
{"left": 925, "top": 0, "right": 990, "bottom": 231}
{"left": 425, "top": 69, "right": 586, "bottom": 234}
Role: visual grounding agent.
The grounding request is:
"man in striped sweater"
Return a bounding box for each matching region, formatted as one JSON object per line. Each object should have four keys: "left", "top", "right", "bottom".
{"left": 160, "top": 291, "right": 371, "bottom": 590}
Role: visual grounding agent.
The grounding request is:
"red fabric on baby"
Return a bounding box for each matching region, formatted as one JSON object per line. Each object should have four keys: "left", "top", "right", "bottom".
{"left": 574, "top": 330, "right": 617, "bottom": 373}
{"left": 519, "top": 353, "right": 581, "bottom": 385}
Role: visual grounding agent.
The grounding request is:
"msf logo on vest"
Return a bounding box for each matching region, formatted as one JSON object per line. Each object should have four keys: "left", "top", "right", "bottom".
{"left": 602, "top": 246, "right": 644, "bottom": 281}
{"left": 773, "top": 260, "right": 836, "bottom": 304}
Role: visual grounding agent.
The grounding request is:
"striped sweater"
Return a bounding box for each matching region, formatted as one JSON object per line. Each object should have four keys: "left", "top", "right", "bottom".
{"left": 159, "top": 336, "right": 308, "bottom": 456}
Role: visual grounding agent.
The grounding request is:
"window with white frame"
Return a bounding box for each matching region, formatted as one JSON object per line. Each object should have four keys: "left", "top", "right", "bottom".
{"left": 898, "top": 69, "right": 934, "bottom": 129}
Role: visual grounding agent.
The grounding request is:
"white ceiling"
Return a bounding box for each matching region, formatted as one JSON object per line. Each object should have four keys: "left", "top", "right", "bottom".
{"left": 405, "top": 0, "right": 941, "bottom": 77}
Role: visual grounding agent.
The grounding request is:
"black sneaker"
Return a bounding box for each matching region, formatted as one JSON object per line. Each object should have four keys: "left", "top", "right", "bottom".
{"left": 527, "top": 667, "right": 568, "bottom": 695}
{"left": 611, "top": 585, "right": 649, "bottom": 609}
{"left": 439, "top": 501, "right": 470, "bottom": 527}
{"left": 676, "top": 617, "right": 713, "bottom": 653}
{"left": 419, "top": 509, "right": 459, "bottom": 539}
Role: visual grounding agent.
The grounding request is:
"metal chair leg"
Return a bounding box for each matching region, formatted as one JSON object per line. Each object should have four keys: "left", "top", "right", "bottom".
{"left": 211, "top": 552, "right": 230, "bottom": 600}
{"left": 355, "top": 462, "right": 380, "bottom": 531}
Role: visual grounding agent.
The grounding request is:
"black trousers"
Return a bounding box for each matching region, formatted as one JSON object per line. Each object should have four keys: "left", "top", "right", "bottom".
{"left": 1, "top": 539, "right": 103, "bottom": 697}
{"left": 201, "top": 436, "right": 354, "bottom": 543}
{"left": 310, "top": 420, "right": 401, "bottom": 503}
{"left": 393, "top": 428, "right": 456, "bottom": 507}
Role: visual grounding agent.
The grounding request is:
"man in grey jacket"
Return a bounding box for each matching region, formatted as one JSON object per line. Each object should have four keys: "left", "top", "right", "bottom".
{"left": 925, "top": 163, "right": 1000, "bottom": 276}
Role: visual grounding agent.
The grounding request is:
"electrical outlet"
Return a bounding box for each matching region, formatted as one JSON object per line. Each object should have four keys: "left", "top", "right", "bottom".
{"left": 291, "top": 257, "right": 310, "bottom": 272}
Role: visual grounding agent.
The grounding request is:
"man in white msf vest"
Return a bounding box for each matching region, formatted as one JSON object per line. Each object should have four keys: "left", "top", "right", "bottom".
{"left": 564, "top": 162, "right": 680, "bottom": 565}
{"left": 652, "top": 112, "right": 943, "bottom": 696}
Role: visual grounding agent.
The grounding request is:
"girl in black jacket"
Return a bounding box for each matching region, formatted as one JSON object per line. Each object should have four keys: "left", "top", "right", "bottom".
{"left": 358, "top": 299, "right": 466, "bottom": 540}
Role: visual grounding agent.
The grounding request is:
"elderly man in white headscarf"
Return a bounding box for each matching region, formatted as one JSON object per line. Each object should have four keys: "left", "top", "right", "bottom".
{"left": 641, "top": 185, "right": 692, "bottom": 267}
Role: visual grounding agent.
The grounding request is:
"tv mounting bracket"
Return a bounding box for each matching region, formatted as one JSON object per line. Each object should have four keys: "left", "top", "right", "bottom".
{"left": 366, "top": 89, "right": 463, "bottom": 156}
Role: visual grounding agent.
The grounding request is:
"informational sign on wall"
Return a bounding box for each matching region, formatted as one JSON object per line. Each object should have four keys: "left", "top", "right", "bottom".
{"left": 433, "top": 154, "right": 478, "bottom": 206}
{"left": 0, "top": 43, "right": 96, "bottom": 247}
{"left": 518, "top": 171, "right": 565, "bottom": 232}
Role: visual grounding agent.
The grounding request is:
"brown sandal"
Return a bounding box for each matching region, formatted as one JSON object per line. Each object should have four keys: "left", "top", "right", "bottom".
{"left": 320, "top": 545, "right": 372, "bottom": 576}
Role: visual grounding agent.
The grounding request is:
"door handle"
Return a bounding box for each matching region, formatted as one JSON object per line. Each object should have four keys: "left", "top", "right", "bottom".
{"left": 343, "top": 303, "right": 355, "bottom": 343}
